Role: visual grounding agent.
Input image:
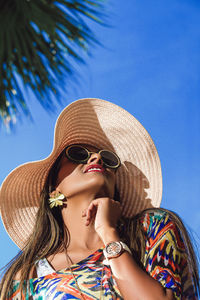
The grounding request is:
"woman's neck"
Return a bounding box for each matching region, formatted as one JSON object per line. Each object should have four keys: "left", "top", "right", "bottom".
{"left": 61, "top": 194, "right": 104, "bottom": 252}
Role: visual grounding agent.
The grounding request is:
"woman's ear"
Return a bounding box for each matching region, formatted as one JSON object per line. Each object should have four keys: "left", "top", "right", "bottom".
{"left": 49, "top": 186, "right": 60, "bottom": 198}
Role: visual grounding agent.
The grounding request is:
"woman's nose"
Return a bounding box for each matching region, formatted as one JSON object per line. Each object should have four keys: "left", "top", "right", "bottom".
{"left": 87, "top": 152, "right": 103, "bottom": 165}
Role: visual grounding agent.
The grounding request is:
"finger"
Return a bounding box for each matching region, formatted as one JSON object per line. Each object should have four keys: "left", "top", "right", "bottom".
{"left": 86, "top": 203, "right": 95, "bottom": 219}
{"left": 86, "top": 201, "right": 99, "bottom": 219}
{"left": 82, "top": 201, "right": 97, "bottom": 220}
{"left": 85, "top": 212, "right": 96, "bottom": 226}
{"left": 85, "top": 203, "right": 98, "bottom": 225}
{"left": 85, "top": 207, "right": 96, "bottom": 225}
{"left": 81, "top": 209, "right": 87, "bottom": 217}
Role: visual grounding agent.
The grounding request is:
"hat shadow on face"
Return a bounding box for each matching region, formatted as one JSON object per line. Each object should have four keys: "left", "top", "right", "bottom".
{"left": 53, "top": 100, "right": 155, "bottom": 217}
{"left": 51, "top": 101, "right": 155, "bottom": 218}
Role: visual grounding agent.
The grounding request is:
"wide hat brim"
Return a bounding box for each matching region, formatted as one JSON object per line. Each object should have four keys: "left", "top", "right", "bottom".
{"left": 0, "top": 98, "right": 162, "bottom": 249}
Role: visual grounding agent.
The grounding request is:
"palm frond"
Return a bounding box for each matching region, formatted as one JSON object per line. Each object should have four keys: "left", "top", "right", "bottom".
{"left": 0, "top": 0, "right": 105, "bottom": 130}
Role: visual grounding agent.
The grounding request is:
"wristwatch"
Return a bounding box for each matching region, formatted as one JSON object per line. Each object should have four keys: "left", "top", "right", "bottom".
{"left": 103, "top": 241, "right": 132, "bottom": 260}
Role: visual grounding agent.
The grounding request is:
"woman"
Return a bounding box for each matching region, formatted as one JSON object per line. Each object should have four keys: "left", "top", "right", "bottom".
{"left": 0, "top": 98, "right": 199, "bottom": 299}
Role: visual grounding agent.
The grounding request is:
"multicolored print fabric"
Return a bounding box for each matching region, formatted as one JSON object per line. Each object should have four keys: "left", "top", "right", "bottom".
{"left": 141, "top": 210, "right": 197, "bottom": 300}
{"left": 9, "top": 249, "right": 123, "bottom": 299}
{"left": 8, "top": 210, "right": 197, "bottom": 299}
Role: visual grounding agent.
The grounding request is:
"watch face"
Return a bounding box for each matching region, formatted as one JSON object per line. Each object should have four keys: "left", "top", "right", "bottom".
{"left": 106, "top": 242, "right": 122, "bottom": 256}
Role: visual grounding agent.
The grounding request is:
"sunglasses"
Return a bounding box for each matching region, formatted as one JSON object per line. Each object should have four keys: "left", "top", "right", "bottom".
{"left": 65, "top": 145, "right": 121, "bottom": 169}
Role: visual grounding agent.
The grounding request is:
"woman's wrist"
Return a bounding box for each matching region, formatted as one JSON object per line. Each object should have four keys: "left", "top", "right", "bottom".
{"left": 96, "top": 226, "right": 120, "bottom": 245}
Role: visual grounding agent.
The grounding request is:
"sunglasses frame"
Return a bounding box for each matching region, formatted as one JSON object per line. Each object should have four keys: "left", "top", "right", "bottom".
{"left": 65, "top": 144, "right": 121, "bottom": 169}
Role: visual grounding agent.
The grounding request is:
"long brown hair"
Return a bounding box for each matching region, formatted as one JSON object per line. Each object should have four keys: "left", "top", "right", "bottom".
{"left": 0, "top": 154, "right": 199, "bottom": 299}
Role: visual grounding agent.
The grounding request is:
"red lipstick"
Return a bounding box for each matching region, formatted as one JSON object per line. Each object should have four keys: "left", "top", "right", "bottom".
{"left": 84, "top": 164, "right": 105, "bottom": 173}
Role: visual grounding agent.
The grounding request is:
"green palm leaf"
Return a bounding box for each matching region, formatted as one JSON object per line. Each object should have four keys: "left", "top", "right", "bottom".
{"left": 0, "top": 0, "right": 105, "bottom": 130}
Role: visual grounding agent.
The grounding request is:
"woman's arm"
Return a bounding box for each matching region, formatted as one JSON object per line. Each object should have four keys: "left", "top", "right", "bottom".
{"left": 85, "top": 198, "right": 187, "bottom": 300}
{"left": 99, "top": 227, "right": 174, "bottom": 300}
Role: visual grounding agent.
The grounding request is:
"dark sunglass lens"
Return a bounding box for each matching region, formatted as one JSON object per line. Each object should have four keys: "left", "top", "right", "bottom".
{"left": 101, "top": 150, "right": 119, "bottom": 167}
{"left": 68, "top": 146, "right": 88, "bottom": 161}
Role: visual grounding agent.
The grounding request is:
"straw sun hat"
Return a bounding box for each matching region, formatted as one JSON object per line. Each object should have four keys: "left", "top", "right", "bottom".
{"left": 0, "top": 98, "right": 162, "bottom": 249}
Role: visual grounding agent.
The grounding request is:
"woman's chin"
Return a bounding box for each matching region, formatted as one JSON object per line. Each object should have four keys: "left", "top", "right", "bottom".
{"left": 84, "top": 174, "right": 114, "bottom": 198}
{"left": 60, "top": 174, "right": 114, "bottom": 200}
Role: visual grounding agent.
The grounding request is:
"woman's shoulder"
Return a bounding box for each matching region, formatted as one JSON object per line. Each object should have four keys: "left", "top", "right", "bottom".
{"left": 140, "top": 208, "right": 170, "bottom": 230}
{"left": 139, "top": 208, "right": 185, "bottom": 243}
{"left": 138, "top": 209, "right": 198, "bottom": 299}
{"left": 13, "top": 270, "right": 21, "bottom": 281}
{"left": 13, "top": 265, "right": 37, "bottom": 281}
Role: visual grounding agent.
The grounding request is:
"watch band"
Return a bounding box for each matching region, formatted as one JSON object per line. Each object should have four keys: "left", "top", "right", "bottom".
{"left": 120, "top": 241, "right": 132, "bottom": 255}
{"left": 103, "top": 241, "right": 132, "bottom": 260}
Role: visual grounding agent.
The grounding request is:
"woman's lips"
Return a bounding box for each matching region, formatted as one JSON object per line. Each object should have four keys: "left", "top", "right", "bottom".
{"left": 84, "top": 164, "right": 105, "bottom": 173}
{"left": 87, "top": 168, "right": 104, "bottom": 173}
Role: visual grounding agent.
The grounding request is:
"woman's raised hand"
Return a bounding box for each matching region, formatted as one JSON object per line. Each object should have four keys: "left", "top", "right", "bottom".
{"left": 82, "top": 198, "right": 121, "bottom": 240}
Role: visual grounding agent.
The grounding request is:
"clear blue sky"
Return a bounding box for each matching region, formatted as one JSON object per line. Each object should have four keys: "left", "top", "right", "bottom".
{"left": 0, "top": 0, "right": 200, "bottom": 268}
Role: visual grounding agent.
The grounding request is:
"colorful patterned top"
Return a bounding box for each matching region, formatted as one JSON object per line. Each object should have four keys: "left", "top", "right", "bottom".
{"left": 141, "top": 210, "right": 197, "bottom": 300}
{"left": 8, "top": 210, "right": 197, "bottom": 299}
